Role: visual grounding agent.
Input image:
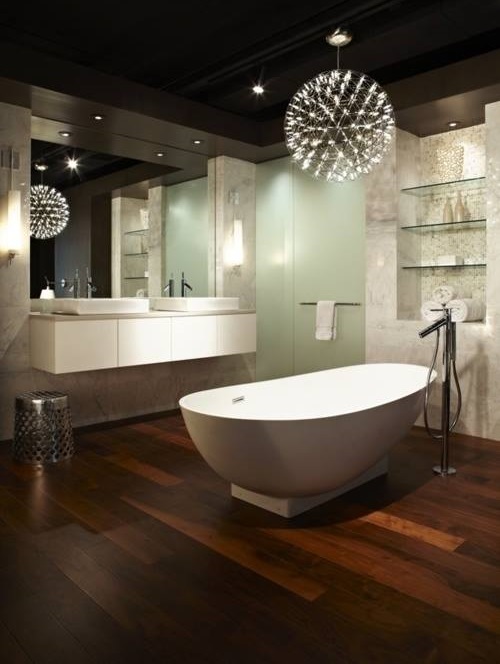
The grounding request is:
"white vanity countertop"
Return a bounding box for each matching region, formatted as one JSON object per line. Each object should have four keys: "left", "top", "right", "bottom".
{"left": 30, "top": 309, "right": 255, "bottom": 321}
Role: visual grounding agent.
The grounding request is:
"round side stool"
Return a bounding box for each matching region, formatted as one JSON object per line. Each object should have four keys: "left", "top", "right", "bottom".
{"left": 13, "top": 391, "right": 74, "bottom": 464}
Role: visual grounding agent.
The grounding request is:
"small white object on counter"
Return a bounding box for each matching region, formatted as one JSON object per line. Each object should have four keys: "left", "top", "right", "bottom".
{"left": 40, "top": 287, "right": 55, "bottom": 299}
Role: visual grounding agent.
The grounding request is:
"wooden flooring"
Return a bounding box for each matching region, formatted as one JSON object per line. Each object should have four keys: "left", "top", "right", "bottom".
{"left": 0, "top": 413, "right": 499, "bottom": 663}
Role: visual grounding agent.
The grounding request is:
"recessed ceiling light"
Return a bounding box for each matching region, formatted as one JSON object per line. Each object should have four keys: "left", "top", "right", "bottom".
{"left": 192, "top": 139, "right": 203, "bottom": 145}
{"left": 34, "top": 163, "right": 48, "bottom": 172}
{"left": 155, "top": 151, "right": 165, "bottom": 157}
{"left": 67, "top": 157, "right": 78, "bottom": 170}
{"left": 252, "top": 84, "right": 264, "bottom": 95}
{"left": 58, "top": 130, "right": 72, "bottom": 138}
{"left": 92, "top": 114, "right": 105, "bottom": 121}
{"left": 447, "top": 120, "right": 460, "bottom": 129}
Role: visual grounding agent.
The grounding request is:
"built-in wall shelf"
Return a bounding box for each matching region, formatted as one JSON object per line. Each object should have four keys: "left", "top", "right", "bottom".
{"left": 402, "top": 263, "right": 486, "bottom": 270}
{"left": 398, "top": 172, "right": 487, "bottom": 321}
{"left": 401, "top": 176, "right": 486, "bottom": 197}
{"left": 124, "top": 252, "right": 148, "bottom": 256}
{"left": 401, "top": 219, "right": 486, "bottom": 232}
{"left": 124, "top": 276, "right": 148, "bottom": 280}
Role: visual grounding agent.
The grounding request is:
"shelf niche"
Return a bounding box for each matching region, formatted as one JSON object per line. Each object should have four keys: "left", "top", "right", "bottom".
{"left": 398, "top": 175, "right": 486, "bottom": 321}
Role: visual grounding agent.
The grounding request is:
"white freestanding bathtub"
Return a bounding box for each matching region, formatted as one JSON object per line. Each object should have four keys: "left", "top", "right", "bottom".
{"left": 180, "top": 363, "right": 432, "bottom": 517}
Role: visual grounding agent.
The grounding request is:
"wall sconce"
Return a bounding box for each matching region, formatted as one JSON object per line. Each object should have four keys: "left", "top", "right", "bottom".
{"left": 225, "top": 218, "right": 244, "bottom": 267}
{"left": 1, "top": 146, "right": 22, "bottom": 264}
{"left": 4, "top": 189, "right": 22, "bottom": 263}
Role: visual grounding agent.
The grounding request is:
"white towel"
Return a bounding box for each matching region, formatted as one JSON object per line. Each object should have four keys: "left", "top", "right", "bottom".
{"left": 421, "top": 300, "right": 444, "bottom": 321}
{"left": 315, "top": 301, "right": 337, "bottom": 340}
{"left": 448, "top": 299, "right": 485, "bottom": 322}
{"left": 431, "top": 284, "right": 457, "bottom": 305}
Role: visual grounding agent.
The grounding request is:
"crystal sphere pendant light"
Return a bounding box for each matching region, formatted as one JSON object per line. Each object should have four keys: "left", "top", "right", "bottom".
{"left": 30, "top": 184, "right": 70, "bottom": 239}
{"left": 30, "top": 162, "right": 70, "bottom": 239}
{"left": 284, "top": 29, "right": 395, "bottom": 182}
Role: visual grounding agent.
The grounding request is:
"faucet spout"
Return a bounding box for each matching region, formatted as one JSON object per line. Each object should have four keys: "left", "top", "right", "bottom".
{"left": 418, "top": 315, "right": 448, "bottom": 338}
{"left": 181, "top": 271, "right": 192, "bottom": 297}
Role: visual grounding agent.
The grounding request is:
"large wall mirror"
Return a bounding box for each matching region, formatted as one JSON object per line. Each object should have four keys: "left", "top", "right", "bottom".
{"left": 29, "top": 137, "right": 212, "bottom": 300}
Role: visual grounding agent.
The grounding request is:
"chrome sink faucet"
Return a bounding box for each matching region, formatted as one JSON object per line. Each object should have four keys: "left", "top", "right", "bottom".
{"left": 181, "top": 272, "right": 192, "bottom": 297}
{"left": 163, "top": 273, "right": 175, "bottom": 296}
{"left": 61, "top": 268, "right": 80, "bottom": 298}
{"left": 86, "top": 267, "right": 97, "bottom": 298}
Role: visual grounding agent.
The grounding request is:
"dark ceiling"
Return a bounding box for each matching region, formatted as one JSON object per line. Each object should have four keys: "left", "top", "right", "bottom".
{"left": 2, "top": 0, "right": 500, "bottom": 186}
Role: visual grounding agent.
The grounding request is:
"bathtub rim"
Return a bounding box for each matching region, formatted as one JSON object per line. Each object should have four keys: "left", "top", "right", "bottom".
{"left": 179, "top": 362, "right": 436, "bottom": 422}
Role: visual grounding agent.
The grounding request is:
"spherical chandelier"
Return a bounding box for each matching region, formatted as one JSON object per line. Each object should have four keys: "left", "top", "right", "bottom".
{"left": 284, "top": 29, "right": 395, "bottom": 183}
{"left": 30, "top": 184, "right": 70, "bottom": 239}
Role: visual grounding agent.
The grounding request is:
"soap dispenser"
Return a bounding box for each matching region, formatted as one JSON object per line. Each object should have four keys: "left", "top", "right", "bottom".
{"left": 40, "top": 276, "right": 55, "bottom": 299}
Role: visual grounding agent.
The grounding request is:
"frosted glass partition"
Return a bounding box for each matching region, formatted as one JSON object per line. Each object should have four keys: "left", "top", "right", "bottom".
{"left": 256, "top": 157, "right": 365, "bottom": 380}
{"left": 164, "top": 177, "right": 209, "bottom": 296}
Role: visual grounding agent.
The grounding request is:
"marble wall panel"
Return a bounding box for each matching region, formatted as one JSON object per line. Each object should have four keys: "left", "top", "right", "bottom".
{"left": 366, "top": 107, "right": 500, "bottom": 441}
{"left": 211, "top": 156, "right": 256, "bottom": 309}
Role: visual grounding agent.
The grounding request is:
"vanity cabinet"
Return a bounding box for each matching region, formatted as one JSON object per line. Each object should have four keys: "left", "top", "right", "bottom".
{"left": 30, "top": 312, "right": 256, "bottom": 374}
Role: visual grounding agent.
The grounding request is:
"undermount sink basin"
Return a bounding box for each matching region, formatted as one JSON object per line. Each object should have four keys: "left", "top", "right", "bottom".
{"left": 31, "top": 298, "right": 150, "bottom": 315}
{"left": 150, "top": 297, "right": 239, "bottom": 311}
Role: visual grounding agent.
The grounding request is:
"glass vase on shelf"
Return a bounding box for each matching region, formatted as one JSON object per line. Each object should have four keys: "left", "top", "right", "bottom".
{"left": 454, "top": 192, "right": 465, "bottom": 222}
{"left": 443, "top": 196, "right": 454, "bottom": 224}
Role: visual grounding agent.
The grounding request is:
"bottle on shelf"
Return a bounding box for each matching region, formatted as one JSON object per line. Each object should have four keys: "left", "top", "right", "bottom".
{"left": 454, "top": 192, "right": 465, "bottom": 222}
{"left": 443, "top": 196, "right": 454, "bottom": 223}
{"left": 462, "top": 195, "right": 472, "bottom": 221}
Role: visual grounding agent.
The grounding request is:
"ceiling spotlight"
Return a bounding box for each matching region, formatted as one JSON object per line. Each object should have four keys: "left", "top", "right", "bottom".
{"left": 92, "top": 114, "right": 105, "bottom": 121}
{"left": 252, "top": 83, "right": 264, "bottom": 95}
{"left": 155, "top": 151, "right": 165, "bottom": 157}
{"left": 67, "top": 157, "right": 78, "bottom": 170}
{"left": 192, "top": 139, "right": 203, "bottom": 145}
{"left": 34, "top": 162, "right": 48, "bottom": 172}
{"left": 447, "top": 120, "right": 460, "bottom": 129}
{"left": 325, "top": 27, "right": 352, "bottom": 47}
{"left": 58, "top": 130, "right": 72, "bottom": 138}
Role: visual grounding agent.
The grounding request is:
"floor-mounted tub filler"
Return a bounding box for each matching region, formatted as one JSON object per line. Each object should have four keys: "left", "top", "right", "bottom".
{"left": 180, "top": 363, "right": 433, "bottom": 517}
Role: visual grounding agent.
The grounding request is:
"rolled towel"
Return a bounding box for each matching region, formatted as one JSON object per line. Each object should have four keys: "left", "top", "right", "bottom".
{"left": 315, "top": 301, "right": 337, "bottom": 340}
{"left": 421, "top": 300, "right": 444, "bottom": 321}
{"left": 431, "top": 284, "right": 457, "bottom": 305}
{"left": 448, "top": 299, "right": 485, "bottom": 323}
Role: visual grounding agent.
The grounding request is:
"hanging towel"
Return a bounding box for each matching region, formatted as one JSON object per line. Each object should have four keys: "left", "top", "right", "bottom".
{"left": 421, "top": 300, "right": 444, "bottom": 321}
{"left": 448, "top": 299, "right": 485, "bottom": 322}
{"left": 315, "top": 301, "right": 337, "bottom": 340}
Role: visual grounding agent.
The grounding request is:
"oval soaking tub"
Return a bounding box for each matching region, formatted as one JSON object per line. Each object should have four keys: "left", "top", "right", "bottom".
{"left": 180, "top": 363, "right": 433, "bottom": 517}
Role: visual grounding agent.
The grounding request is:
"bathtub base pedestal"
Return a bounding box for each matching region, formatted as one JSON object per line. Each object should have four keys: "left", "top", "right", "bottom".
{"left": 231, "top": 456, "right": 388, "bottom": 518}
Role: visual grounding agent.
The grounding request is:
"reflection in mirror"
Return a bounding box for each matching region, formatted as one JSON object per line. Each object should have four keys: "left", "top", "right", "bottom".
{"left": 29, "top": 137, "right": 211, "bottom": 300}
{"left": 111, "top": 174, "right": 210, "bottom": 299}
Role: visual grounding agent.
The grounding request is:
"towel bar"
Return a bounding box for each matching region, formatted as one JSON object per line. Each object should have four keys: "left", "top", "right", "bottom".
{"left": 299, "top": 302, "right": 361, "bottom": 306}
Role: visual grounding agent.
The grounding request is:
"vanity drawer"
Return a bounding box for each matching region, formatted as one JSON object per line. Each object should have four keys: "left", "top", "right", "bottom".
{"left": 31, "top": 318, "right": 118, "bottom": 373}
{"left": 118, "top": 318, "right": 172, "bottom": 366}
{"left": 171, "top": 316, "right": 218, "bottom": 360}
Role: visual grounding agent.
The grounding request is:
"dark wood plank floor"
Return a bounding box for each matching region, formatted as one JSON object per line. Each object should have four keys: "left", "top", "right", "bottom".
{"left": 0, "top": 412, "right": 499, "bottom": 663}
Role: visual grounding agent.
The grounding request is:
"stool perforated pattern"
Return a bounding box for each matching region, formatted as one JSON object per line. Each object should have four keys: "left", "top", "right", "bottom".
{"left": 13, "top": 391, "right": 74, "bottom": 464}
